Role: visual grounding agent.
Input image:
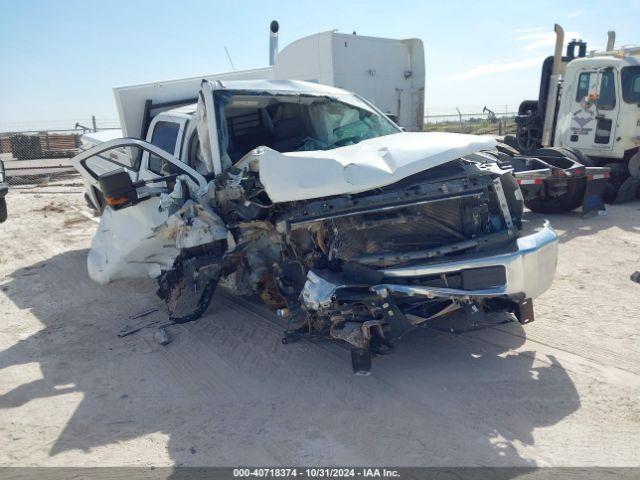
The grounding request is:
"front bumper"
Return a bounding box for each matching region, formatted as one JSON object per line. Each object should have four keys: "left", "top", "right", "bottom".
{"left": 302, "top": 222, "right": 558, "bottom": 309}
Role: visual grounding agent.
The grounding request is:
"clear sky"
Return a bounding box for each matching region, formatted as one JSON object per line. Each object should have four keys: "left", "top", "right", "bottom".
{"left": 1, "top": 0, "right": 638, "bottom": 130}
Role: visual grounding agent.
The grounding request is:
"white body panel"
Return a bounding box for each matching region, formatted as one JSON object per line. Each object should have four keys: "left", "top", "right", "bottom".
{"left": 81, "top": 129, "right": 123, "bottom": 148}
{"left": 73, "top": 139, "right": 226, "bottom": 285}
{"left": 88, "top": 196, "right": 179, "bottom": 284}
{"left": 258, "top": 132, "right": 496, "bottom": 203}
{"left": 115, "top": 68, "right": 272, "bottom": 139}
{"left": 79, "top": 129, "right": 131, "bottom": 183}
{"left": 272, "top": 32, "right": 425, "bottom": 130}
{"left": 554, "top": 55, "right": 640, "bottom": 159}
{"left": 114, "top": 31, "right": 425, "bottom": 138}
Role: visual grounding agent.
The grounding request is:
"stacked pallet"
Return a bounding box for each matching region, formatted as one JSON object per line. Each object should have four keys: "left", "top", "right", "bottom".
{"left": 0, "top": 132, "right": 80, "bottom": 159}
{"left": 40, "top": 133, "right": 79, "bottom": 151}
{"left": 0, "top": 135, "right": 11, "bottom": 154}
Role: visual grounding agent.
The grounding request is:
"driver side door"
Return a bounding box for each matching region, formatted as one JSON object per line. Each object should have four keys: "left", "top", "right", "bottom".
{"left": 565, "top": 68, "right": 620, "bottom": 152}
{"left": 71, "top": 139, "right": 211, "bottom": 285}
{"left": 72, "top": 137, "right": 207, "bottom": 212}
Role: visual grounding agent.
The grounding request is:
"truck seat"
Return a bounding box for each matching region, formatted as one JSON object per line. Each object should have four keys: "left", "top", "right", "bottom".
{"left": 271, "top": 118, "right": 305, "bottom": 152}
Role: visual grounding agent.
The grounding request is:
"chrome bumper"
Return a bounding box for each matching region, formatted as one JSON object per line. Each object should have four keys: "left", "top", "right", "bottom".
{"left": 302, "top": 222, "right": 558, "bottom": 310}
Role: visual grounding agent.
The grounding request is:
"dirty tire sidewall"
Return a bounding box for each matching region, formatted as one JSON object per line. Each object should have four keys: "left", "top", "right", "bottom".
{"left": 502, "top": 135, "right": 520, "bottom": 153}
{"left": 169, "top": 280, "right": 217, "bottom": 324}
{"left": 496, "top": 140, "right": 521, "bottom": 157}
{"left": 0, "top": 198, "right": 7, "bottom": 223}
{"left": 629, "top": 151, "right": 640, "bottom": 178}
{"left": 556, "top": 147, "right": 595, "bottom": 167}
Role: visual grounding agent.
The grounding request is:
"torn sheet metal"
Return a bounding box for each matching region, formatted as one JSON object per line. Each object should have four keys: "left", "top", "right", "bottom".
{"left": 257, "top": 132, "right": 497, "bottom": 202}
{"left": 88, "top": 177, "right": 227, "bottom": 285}
{"left": 155, "top": 200, "right": 228, "bottom": 249}
{"left": 88, "top": 196, "right": 179, "bottom": 285}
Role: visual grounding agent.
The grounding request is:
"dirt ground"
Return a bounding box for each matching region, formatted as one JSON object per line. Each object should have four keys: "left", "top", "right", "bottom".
{"left": 0, "top": 180, "right": 639, "bottom": 467}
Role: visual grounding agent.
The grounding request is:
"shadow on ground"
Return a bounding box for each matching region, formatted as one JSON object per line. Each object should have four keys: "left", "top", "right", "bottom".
{"left": 0, "top": 248, "right": 580, "bottom": 468}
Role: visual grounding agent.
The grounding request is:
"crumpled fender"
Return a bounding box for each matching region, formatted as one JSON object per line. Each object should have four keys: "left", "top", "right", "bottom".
{"left": 87, "top": 175, "right": 227, "bottom": 285}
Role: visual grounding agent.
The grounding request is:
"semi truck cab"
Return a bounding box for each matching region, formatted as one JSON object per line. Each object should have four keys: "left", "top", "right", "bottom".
{"left": 555, "top": 57, "right": 640, "bottom": 160}
{"left": 509, "top": 24, "right": 640, "bottom": 203}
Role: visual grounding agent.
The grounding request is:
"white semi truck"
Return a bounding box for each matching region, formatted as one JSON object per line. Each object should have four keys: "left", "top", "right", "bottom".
{"left": 508, "top": 24, "right": 640, "bottom": 204}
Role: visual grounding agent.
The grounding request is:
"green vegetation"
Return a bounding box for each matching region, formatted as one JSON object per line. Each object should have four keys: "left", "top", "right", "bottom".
{"left": 424, "top": 116, "right": 517, "bottom": 136}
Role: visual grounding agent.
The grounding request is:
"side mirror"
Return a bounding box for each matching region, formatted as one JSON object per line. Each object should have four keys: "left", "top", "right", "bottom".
{"left": 98, "top": 168, "right": 138, "bottom": 209}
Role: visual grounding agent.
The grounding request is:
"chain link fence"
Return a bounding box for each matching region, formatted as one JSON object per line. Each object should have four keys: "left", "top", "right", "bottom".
{"left": 0, "top": 117, "right": 119, "bottom": 186}
{"left": 1, "top": 108, "right": 519, "bottom": 186}
{"left": 423, "top": 105, "right": 517, "bottom": 136}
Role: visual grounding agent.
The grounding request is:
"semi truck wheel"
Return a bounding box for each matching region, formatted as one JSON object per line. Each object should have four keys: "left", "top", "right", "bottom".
{"left": 524, "top": 147, "right": 588, "bottom": 214}
{"left": 502, "top": 135, "right": 520, "bottom": 153}
{"left": 525, "top": 178, "right": 586, "bottom": 213}
{"left": 495, "top": 141, "right": 520, "bottom": 157}
{"left": 628, "top": 151, "right": 640, "bottom": 179}
{"left": 556, "top": 147, "right": 595, "bottom": 167}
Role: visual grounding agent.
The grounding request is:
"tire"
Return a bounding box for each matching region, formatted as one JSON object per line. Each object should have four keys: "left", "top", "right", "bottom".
{"left": 495, "top": 140, "right": 520, "bottom": 157}
{"left": 628, "top": 151, "right": 640, "bottom": 178}
{"left": 603, "top": 162, "right": 628, "bottom": 204}
{"left": 532, "top": 146, "right": 594, "bottom": 167}
{"left": 0, "top": 198, "right": 7, "bottom": 223}
{"left": 169, "top": 280, "right": 217, "bottom": 324}
{"left": 525, "top": 177, "right": 586, "bottom": 213}
{"left": 524, "top": 147, "right": 587, "bottom": 213}
{"left": 157, "top": 254, "right": 221, "bottom": 324}
{"left": 501, "top": 135, "right": 521, "bottom": 154}
{"left": 555, "top": 147, "right": 595, "bottom": 167}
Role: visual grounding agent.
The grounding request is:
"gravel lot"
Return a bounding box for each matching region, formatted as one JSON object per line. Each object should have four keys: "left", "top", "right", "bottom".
{"left": 0, "top": 181, "right": 639, "bottom": 467}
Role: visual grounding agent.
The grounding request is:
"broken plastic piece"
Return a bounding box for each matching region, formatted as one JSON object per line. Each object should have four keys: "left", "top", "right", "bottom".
{"left": 154, "top": 327, "right": 172, "bottom": 346}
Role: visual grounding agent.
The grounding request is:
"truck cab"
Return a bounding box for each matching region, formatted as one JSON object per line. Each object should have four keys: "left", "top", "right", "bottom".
{"left": 137, "top": 104, "right": 201, "bottom": 182}
{"left": 554, "top": 56, "right": 640, "bottom": 161}
{"left": 509, "top": 25, "right": 639, "bottom": 203}
{"left": 78, "top": 80, "right": 406, "bottom": 213}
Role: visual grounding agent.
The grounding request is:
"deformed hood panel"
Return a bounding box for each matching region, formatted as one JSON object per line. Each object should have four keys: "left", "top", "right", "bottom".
{"left": 258, "top": 132, "right": 497, "bottom": 203}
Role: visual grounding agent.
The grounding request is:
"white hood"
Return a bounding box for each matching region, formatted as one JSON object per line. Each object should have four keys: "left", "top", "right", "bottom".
{"left": 258, "top": 132, "right": 496, "bottom": 203}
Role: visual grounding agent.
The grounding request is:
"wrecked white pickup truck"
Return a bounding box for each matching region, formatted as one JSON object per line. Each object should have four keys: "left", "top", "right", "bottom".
{"left": 73, "top": 80, "right": 558, "bottom": 372}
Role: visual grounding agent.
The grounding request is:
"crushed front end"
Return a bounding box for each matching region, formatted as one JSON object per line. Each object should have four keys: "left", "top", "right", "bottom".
{"left": 217, "top": 154, "right": 558, "bottom": 373}
{"left": 76, "top": 83, "right": 559, "bottom": 373}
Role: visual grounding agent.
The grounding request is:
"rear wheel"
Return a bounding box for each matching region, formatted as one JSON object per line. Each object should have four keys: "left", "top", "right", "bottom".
{"left": 524, "top": 147, "right": 588, "bottom": 214}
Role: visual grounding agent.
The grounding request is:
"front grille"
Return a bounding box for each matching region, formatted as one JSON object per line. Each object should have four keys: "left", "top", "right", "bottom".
{"left": 331, "top": 196, "right": 482, "bottom": 261}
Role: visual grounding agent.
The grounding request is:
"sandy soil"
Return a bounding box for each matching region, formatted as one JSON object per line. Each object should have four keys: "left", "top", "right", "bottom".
{"left": 0, "top": 181, "right": 639, "bottom": 467}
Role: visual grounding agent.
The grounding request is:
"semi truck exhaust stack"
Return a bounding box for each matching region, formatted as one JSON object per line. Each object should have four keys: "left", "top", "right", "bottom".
{"left": 269, "top": 20, "right": 279, "bottom": 66}
{"left": 606, "top": 31, "right": 616, "bottom": 51}
{"left": 552, "top": 24, "right": 564, "bottom": 75}
{"left": 541, "top": 24, "right": 564, "bottom": 147}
